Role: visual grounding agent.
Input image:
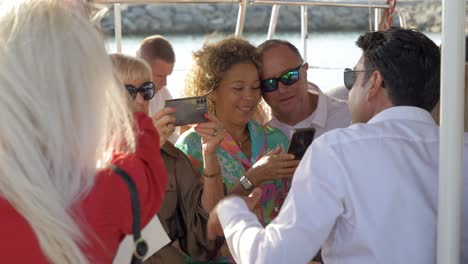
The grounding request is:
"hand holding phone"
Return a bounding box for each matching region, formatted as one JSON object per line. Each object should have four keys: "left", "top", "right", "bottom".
{"left": 151, "top": 107, "right": 177, "bottom": 146}
{"left": 164, "top": 96, "right": 208, "bottom": 126}
{"left": 287, "top": 127, "right": 316, "bottom": 160}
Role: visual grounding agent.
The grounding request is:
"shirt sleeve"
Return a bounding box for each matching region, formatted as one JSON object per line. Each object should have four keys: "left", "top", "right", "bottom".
{"left": 175, "top": 151, "right": 224, "bottom": 260}
{"left": 83, "top": 112, "right": 168, "bottom": 260}
{"left": 218, "top": 137, "right": 346, "bottom": 263}
{"left": 114, "top": 112, "right": 168, "bottom": 231}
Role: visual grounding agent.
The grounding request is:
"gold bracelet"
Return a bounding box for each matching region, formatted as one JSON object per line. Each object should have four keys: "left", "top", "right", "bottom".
{"left": 202, "top": 171, "right": 221, "bottom": 178}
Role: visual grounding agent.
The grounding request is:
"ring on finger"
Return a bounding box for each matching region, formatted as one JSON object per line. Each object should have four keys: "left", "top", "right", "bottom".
{"left": 211, "top": 129, "right": 218, "bottom": 137}
{"left": 164, "top": 124, "right": 171, "bottom": 135}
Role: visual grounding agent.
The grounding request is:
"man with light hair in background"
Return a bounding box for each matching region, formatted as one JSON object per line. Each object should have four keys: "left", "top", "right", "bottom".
{"left": 137, "top": 35, "right": 179, "bottom": 142}
{"left": 257, "top": 39, "right": 351, "bottom": 141}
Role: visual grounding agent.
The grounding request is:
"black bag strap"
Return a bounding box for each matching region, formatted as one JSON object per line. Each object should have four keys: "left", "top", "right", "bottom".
{"left": 108, "top": 164, "right": 148, "bottom": 264}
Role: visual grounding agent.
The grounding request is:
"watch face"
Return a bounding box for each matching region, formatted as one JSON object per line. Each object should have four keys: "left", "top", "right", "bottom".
{"left": 241, "top": 176, "right": 253, "bottom": 191}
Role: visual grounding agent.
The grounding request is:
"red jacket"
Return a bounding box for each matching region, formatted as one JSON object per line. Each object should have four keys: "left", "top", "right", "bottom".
{"left": 0, "top": 112, "right": 168, "bottom": 263}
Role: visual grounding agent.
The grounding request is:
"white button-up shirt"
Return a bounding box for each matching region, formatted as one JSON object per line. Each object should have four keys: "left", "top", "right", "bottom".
{"left": 266, "top": 90, "right": 351, "bottom": 140}
{"left": 218, "top": 106, "right": 468, "bottom": 264}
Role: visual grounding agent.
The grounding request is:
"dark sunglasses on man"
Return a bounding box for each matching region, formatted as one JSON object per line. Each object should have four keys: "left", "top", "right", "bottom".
{"left": 125, "top": 81, "right": 155, "bottom": 101}
{"left": 260, "top": 64, "right": 305, "bottom": 92}
{"left": 343, "top": 68, "right": 375, "bottom": 90}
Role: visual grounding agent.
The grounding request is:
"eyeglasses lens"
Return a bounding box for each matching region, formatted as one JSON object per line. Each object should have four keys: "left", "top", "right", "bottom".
{"left": 261, "top": 79, "right": 278, "bottom": 92}
{"left": 125, "top": 85, "right": 138, "bottom": 99}
{"left": 141, "top": 82, "right": 155, "bottom": 100}
{"left": 261, "top": 65, "right": 302, "bottom": 93}
{"left": 280, "top": 70, "right": 299, "bottom": 85}
{"left": 343, "top": 68, "right": 355, "bottom": 90}
{"left": 125, "top": 82, "right": 155, "bottom": 101}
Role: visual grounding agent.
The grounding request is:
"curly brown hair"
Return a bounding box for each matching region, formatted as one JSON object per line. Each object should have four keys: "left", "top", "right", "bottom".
{"left": 185, "top": 37, "right": 268, "bottom": 122}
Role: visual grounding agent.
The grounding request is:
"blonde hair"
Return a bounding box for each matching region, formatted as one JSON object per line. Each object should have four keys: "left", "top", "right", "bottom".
{"left": 0, "top": 0, "right": 135, "bottom": 263}
{"left": 110, "top": 53, "right": 153, "bottom": 85}
{"left": 185, "top": 37, "right": 268, "bottom": 123}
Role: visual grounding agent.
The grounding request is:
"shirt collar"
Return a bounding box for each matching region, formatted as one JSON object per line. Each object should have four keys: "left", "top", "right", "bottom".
{"left": 218, "top": 120, "right": 266, "bottom": 166}
{"left": 368, "top": 106, "right": 436, "bottom": 125}
{"left": 270, "top": 91, "right": 328, "bottom": 129}
{"left": 310, "top": 90, "right": 328, "bottom": 128}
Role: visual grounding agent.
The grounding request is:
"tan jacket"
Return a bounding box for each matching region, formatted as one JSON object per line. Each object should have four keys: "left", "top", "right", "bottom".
{"left": 144, "top": 142, "right": 223, "bottom": 264}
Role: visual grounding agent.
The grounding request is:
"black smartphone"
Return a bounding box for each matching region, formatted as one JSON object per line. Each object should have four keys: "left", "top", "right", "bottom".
{"left": 287, "top": 127, "right": 316, "bottom": 160}
{"left": 164, "top": 96, "right": 208, "bottom": 126}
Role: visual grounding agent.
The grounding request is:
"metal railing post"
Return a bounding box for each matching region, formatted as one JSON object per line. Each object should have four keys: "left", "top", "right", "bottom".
{"left": 267, "top": 5, "right": 281, "bottom": 40}
{"left": 437, "top": 0, "right": 465, "bottom": 262}
{"left": 235, "top": 0, "right": 248, "bottom": 36}
{"left": 397, "top": 9, "right": 408, "bottom": 28}
{"left": 114, "top": 3, "right": 122, "bottom": 53}
{"left": 301, "top": 5, "right": 308, "bottom": 63}
{"left": 374, "top": 7, "right": 382, "bottom": 31}
{"left": 249, "top": 0, "right": 390, "bottom": 8}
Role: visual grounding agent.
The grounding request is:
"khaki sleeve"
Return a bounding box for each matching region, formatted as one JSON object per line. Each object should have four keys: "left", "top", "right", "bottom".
{"left": 173, "top": 151, "right": 224, "bottom": 261}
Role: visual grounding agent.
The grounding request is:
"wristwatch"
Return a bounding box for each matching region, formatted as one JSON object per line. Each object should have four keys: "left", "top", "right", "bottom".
{"left": 239, "top": 175, "right": 254, "bottom": 191}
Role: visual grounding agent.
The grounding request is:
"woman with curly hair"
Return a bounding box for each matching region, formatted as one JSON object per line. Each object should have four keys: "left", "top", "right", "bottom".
{"left": 175, "top": 37, "right": 300, "bottom": 262}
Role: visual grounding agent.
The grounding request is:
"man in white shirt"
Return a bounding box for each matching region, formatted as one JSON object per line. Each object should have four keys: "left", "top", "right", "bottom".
{"left": 207, "top": 28, "right": 468, "bottom": 263}
{"left": 258, "top": 40, "right": 351, "bottom": 140}
{"left": 137, "top": 35, "right": 179, "bottom": 143}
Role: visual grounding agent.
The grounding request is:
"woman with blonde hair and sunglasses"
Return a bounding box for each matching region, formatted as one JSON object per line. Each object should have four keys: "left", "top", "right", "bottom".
{"left": 0, "top": 0, "right": 168, "bottom": 263}
{"left": 111, "top": 53, "right": 225, "bottom": 263}
{"left": 176, "top": 37, "right": 300, "bottom": 262}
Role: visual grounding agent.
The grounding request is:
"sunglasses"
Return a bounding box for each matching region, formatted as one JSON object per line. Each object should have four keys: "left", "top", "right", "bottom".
{"left": 261, "top": 64, "right": 304, "bottom": 92}
{"left": 125, "top": 81, "right": 155, "bottom": 101}
{"left": 343, "top": 68, "right": 374, "bottom": 90}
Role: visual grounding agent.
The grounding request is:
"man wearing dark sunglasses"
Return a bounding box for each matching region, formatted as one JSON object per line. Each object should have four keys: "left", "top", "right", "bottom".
{"left": 257, "top": 39, "right": 351, "bottom": 140}
{"left": 207, "top": 28, "right": 468, "bottom": 264}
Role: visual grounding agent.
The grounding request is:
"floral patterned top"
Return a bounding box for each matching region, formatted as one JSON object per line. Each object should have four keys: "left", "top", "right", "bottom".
{"left": 175, "top": 120, "right": 290, "bottom": 225}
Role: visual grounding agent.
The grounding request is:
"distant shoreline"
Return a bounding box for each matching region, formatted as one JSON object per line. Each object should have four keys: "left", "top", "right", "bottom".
{"left": 99, "top": 1, "right": 446, "bottom": 35}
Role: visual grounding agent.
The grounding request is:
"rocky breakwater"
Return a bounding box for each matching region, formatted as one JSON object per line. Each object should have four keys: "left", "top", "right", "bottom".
{"left": 98, "top": 0, "right": 449, "bottom": 35}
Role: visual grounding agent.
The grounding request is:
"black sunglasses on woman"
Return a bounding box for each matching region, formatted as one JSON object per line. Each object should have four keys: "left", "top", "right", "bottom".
{"left": 125, "top": 82, "right": 155, "bottom": 100}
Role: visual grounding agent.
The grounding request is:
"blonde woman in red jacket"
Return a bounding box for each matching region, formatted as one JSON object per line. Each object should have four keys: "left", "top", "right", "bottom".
{"left": 0, "top": 0, "right": 167, "bottom": 263}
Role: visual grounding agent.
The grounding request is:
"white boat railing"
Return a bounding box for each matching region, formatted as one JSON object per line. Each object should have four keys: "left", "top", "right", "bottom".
{"left": 397, "top": 8, "right": 408, "bottom": 28}
{"left": 266, "top": 4, "right": 280, "bottom": 40}
{"left": 251, "top": 0, "right": 391, "bottom": 60}
{"left": 438, "top": 0, "right": 465, "bottom": 263}
{"left": 92, "top": 0, "right": 245, "bottom": 50}
{"left": 249, "top": 0, "right": 390, "bottom": 8}
{"left": 235, "top": 0, "right": 248, "bottom": 36}
{"left": 91, "top": 0, "right": 413, "bottom": 57}
{"left": 250, "top": 0, "right": 418, "bottom": 63}
{"left": 95, "top": 0, "right": 240, "bottom": 3}
{"left": 113, "top": 3, "right": 122, "bottom": 52}
{"left": 300, "top": 5, "right": 308, "bottom": 63}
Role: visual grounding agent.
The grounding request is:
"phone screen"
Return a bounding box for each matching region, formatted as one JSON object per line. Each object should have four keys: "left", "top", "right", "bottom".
{"left": 287, "top": 127, "right": 316, "bottom": 160}
{"left": 164, "top": 96, "right": 208, "bottom": 126}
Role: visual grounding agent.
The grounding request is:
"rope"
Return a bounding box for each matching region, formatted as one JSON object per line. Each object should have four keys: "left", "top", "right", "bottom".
{"left": 381, "top": 0, "right": 398, "bottom": 30}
